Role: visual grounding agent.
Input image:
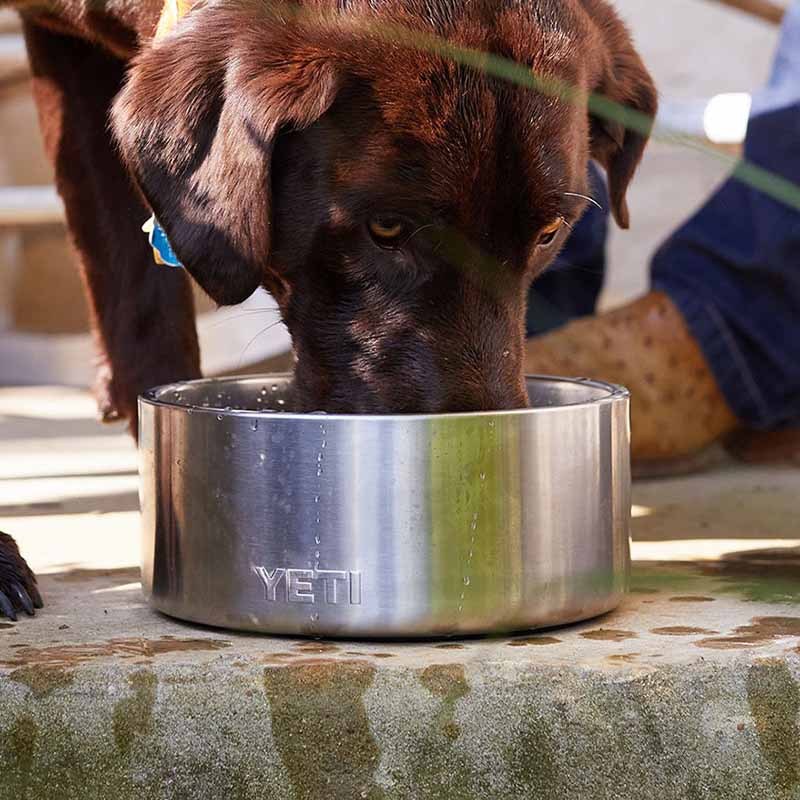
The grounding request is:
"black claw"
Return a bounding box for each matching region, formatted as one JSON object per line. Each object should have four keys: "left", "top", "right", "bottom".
{"left": 30, "top": 584, "right": 44, "bottom": 610}
{"left": 11, "top": 583, "right": 35, "bottom": 617}
{"left": 0, "top": 591, "right": 17, "bottom": 621}
{"left": 0, "top": 531, "right": 41, "bottom": 621}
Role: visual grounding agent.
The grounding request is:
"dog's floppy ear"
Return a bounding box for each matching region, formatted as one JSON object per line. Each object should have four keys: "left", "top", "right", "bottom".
{"left": 585, "top": 6, "right": 657, "bottom": 229}
{"left": 112, "top": 3, "right": 339, "bottom": 305}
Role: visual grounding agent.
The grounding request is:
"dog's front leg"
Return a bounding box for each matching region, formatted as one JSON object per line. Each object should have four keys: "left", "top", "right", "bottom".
{"left": 0, "top": 532, "right": 41, "bottom": 620}
{"left": 23, "top": 19, "right": 201, "bottom": 439}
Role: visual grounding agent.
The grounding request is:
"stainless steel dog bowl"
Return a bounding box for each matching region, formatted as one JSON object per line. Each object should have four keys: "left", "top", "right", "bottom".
{"left": 139, "top": 375, "right": 630, "bottom": 638}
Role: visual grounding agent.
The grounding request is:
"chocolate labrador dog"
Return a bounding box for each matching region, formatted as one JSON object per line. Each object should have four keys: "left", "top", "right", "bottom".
{"left": 1, "top": 0, "right": 656, "bottom": 618}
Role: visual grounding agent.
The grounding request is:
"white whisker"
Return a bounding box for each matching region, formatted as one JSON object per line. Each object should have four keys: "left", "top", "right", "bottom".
{"left": 237, "top": 320, "right": 284, "bottom": 368}
{"left": 563, "top": 192, "right": 603, "bottom": 211}
{"left": 209, "top": 309, "right": 282, "bottom": 329}
{"left": 403, "top": 223, "right": 436, "bottom": 245}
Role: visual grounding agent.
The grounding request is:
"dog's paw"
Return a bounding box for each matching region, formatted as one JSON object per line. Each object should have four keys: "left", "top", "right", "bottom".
{"left": 93, "top": 359, "right": 124, "bottom": 423}
{"left": 0, "top": 532, "right": 43, "bottom": 621}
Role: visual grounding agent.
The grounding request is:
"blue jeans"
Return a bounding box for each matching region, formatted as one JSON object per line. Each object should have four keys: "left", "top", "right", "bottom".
{"left": 529, "top": 2, "right": 800, "bottom": 429}
{"left": 525, "top": 163, "right": 609, "bottom": 337}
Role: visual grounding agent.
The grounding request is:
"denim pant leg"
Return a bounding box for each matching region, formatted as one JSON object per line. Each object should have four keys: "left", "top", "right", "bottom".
{"left": 652, "top": 1, "right": 800, "bottom": 429}
{"left": 525, "top": 162, "right": 609, "bottom": 337}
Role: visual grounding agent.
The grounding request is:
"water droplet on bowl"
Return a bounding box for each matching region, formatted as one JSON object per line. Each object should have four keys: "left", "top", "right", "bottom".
{"left": 479, "top": 472, "right": 485, "bottom": 481}
{"left": 271, "top": 384, "right": 279, "bottom": 392}
{"left": 502, "top": 349, "right": 510, "bottom": 358}
{"left": 259, "top": 453, "right": 266, "bottom": 463}
{"left": 251, "top": 420, "right": 259, "bottom": 431}
{"left": 463, "top": 576, "right": 471, "bottom": 586}
{"left": 216, "top": 414, "right": 223, "bottom": 421}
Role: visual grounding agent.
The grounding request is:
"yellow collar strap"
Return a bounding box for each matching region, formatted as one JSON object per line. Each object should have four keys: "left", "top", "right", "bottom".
{"left": 155, "top": 0, "right": 194, "bottom": 39}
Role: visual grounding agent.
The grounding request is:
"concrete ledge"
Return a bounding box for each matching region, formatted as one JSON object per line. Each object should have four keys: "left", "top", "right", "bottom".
{"left": 2, "top": 562, "right": 799, "bottom": 800}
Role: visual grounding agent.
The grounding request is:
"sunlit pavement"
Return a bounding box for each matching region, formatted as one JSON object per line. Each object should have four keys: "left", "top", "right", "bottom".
{"left": 1, "top": 386, "right": 798, "bottom": 796}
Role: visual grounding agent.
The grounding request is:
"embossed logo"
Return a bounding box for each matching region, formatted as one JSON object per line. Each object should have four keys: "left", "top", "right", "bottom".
{"left": 252, "top": 567, "right": 362, "bottom": 605}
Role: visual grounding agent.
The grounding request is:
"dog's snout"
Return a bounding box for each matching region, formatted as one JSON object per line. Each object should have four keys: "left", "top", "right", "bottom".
{"left": 436, "top": 383, "right": 530, "bottom": 414}
{"left": 429, "top": 334, "right": 529, "bottom": 413}
{"left": 386, "top": 342, "right": 530, "bottom": 414}
{"left": 363, "top": 379, "right": 528, "bottom": 415}
{"left": 293, "top": 355, "right": 529, "bottom": 415}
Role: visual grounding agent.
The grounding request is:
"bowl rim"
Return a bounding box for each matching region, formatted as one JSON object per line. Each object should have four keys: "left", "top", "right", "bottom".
{"left": 140, "top": 373, "right": 629, "bottom": 422}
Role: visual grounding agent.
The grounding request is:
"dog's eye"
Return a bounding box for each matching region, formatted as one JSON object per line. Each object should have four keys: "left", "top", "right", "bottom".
{"left": 368, "top": 216, "right": 405, "bottom": 246}
{"left": 536, "top": 218, "right": 564, "bottom": 247}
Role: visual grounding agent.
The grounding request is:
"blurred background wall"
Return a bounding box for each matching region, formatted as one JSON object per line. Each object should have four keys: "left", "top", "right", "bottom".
{"left": 0, "top": 10, "right": 86, "bottom": 336}
{"left": 0, "top": 2, "right": 787, "bottom": 386}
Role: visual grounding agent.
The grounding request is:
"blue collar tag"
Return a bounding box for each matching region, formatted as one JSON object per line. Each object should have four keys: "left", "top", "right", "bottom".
{"left": 142, "top": 215, "right": 183, "bottom": 268}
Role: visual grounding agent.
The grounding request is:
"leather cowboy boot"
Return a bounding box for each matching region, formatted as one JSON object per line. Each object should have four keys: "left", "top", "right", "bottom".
{"left": 524, "top": 291, "right": 741, "bottom": 475}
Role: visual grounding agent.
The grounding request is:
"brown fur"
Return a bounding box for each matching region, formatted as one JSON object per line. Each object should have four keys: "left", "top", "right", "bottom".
{"left": 1, "top": 0, "right": 656, "bottom": 615}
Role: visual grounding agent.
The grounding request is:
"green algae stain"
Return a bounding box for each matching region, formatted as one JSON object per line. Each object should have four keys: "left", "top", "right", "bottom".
{"left": 1, "top": 670, "right": 164, "bottom": 800}
{"left": 401, "top": 663, "right": 477, "bottom": 799}
{"left": 632, "top": 557, "right": 800, "bottom": 605}
{"left": 420, "top": 664, "right": 469, "bottom": 741}
{"left": 684, "top": 778, "right": 705, "bottom": 800}
{"left": 4, "top": 714, "right": 38, "bottom": 794}
{"left": 746, "top": 659, "right": 800, "bottom": 798}
{"left": 630, "top": 562, "right": 712, "bottom": 596}
{"left": 113, "top": 669, "right": 157, "bottom": 756}
{"left": 712, "top": 573, "right": 800, "bottom": 606}
{"left": 502, "top": 711, "right": 560, "bottom": 799}
{"left": 700, "top": 546, "right": 800, "bottom": 604}
{"left": 9, "top": 665, "right": 74, "bottom": 699}
{"left": 263, "top": 661, "right": 384, "bottom": 800}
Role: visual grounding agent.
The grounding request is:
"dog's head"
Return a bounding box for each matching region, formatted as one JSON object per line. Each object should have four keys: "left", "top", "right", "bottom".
{"left": 114, "top": 0, "right": 656, "bottom": 412}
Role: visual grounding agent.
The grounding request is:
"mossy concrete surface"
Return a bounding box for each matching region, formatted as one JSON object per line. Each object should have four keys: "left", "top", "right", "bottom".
{"left": 1, "top": 556, "right": 799, "bottom": 800}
